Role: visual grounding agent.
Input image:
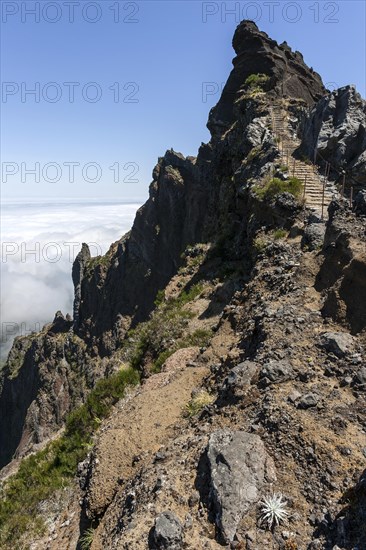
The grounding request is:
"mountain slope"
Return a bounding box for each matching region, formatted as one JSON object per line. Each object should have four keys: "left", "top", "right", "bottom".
{"left": 0, "top": 19, "right": 366, "bottom": 550}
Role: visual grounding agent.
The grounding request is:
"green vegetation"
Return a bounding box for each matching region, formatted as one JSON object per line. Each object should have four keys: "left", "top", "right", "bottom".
{"left": 185, "top": 390, "right": 215, "bottom": 417}
{"left": 279, "top": 165, "right": 289, "bottom": 173}
{"left": 246, "top": 146, "right": 261, "bottom": 163}
{"left": 125, "top": 283, "right": 208, "bottom": 372}
{"left": 151, "top": 349, "right": 174, "bottom": 373}
{"left": 299, "top": 153, "right": 312, "bottom": 165}
{"left": 175, "top": 283, "right": 204, "bottom": 306}
{"left": 209, "top": 226, "right": 236, "bottom": 262}
{"left": 239, "top": 73, "right": 271, "bottom": 98}
{"left": 253, "top": 236, "right": 267, "bottom": 254}
{"left": 152, "top": 328, "right": 212, "bottom": 373}
{"left": 253, "top": 228, "right": 288, "bottom": 253}
{"left": 254, "top": 176, "right": 302, "bottom": 201}
{"left": 178, "top": 244, "right": 207, "bottom": 275}
{"left": 273, "top": 229, "right": 288, "bottom": 240}
{"left": 4, "top": 336, "right": 34, "bottom": 380}
{"left": 80, "top": 527, "right": 95, "bottom": 550}
{"left": 154, "top": 289, "right": 166, "bottom": 307}
{"left": 0, "top": 367, "right": 139, "bottom": 548}
{"left": 244, "top": 73, "right": 270, "bottom": 90}
{"left": 85, "top": 253, "right": 111, "bottom": 278}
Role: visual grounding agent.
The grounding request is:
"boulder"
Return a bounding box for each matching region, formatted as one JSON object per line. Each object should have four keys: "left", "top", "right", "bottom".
{"left": 297, "top": 393, "right": 320, "bottom": 409}
{"left": 152, "top": 512, "right": 183, "bottom": 549}
{"left": 207, "top": 430, "right": 276, "bottom": 543}
{"left": 319, "top": 332, "right": 355, "bottom": 358}
{"left": 354, "top": 366, "right": 366, "bottom": 387}
{"left": 223, "top": 361, "right": 258, "bottom": 397}
{"left": 302, "top": 223, "right": 326, "bottom": 251}
{"left": 274, "top": 192, "right": 302, "bottom": 218}
{"left": 260, "top": 360, "right": 295, "bottom": 384}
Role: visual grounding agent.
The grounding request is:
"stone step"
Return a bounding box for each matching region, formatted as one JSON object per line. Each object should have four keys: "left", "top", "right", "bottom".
{"left": 305, "top": 191, "right": 334, "bottom": 195}
{"left": 305, "top": 201, "right": 331, "bottom": 206}
{"left": 304, "top": 188, "right": 333, "bottom": 192}
{"left": 303, "top": 184, "right": 327, "bottom": 187}
{"left": 306, "top": 196, "right": 334, "bottom": 200}
{"left": 304, "top": 185, "right": 327, "bottom": 189}
{"left": 306, "top": 197, "right": 332, "bottom": 201}
{"left": 306, "top": 193, "right": 333, "bottom": 196}
{"left": 306, "top": 197, "right": 333, "bottom": 201}
{"left": 305, "top": 196, "right": 334, "bottom": 200}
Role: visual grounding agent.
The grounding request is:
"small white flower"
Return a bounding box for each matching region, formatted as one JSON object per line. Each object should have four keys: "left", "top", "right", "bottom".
{"left": 259, "top": 493, "right": 289, "bottom": 529}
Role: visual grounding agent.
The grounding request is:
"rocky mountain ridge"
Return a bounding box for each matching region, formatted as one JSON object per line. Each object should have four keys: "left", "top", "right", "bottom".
{"left": 0, "top": 19, "right": 365, "bottom": 550}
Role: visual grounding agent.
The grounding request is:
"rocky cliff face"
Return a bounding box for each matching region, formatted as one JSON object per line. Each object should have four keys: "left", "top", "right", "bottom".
{"left": 1, "top": 20, "right": 366, "bottom": 550}
{"left": 0, "top": 314, "right": 98, "bottom": 469}
{"left": 316, "top": 200, "right": 366, "bottom": 334}
{"left": 72, "top": 150, "right": 205, "bottom": 354}
{"left": 297, "top": 85, "right": 366, "bottom": 186}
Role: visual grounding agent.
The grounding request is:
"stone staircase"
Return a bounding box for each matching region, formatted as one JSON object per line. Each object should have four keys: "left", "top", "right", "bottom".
{"left": 270, "top": 103, "right": 337, "bottom": 217}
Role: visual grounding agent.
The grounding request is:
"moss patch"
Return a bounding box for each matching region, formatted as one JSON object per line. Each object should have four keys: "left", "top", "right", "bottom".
{"left": 254, "top": 176, "right": 302, "bottom": 201}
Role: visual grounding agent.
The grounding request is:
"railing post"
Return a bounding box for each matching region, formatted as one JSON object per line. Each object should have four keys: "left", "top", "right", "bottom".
{"left": 303, "top": 174, "right": 307, "bottom": 200}
{"left": 342, "top": 172, "right": 345, "bottom": 196}
{"left": 321, "top": 181, "right": 325, "bottom": 220}
{"left": 350, "top": 186, "right": 353, "bottom": 209}
{"left": 292, "top": 158, "right": 296, "bottom": 178}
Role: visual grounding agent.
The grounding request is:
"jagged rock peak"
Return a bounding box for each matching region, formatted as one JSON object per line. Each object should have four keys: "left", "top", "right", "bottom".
{"left": 50, "top": 311, "right": 72, "bottom": 335}
{"left": 72, "top": 243, "right": 91, "bottom": 330}
{"left": 208, "top": 20, "right": 325, "bottom": 138}
{"left": 233, "top": 20, "right": 302, "bottom": 58}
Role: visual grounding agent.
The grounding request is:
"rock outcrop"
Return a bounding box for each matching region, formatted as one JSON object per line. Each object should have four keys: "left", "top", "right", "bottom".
{"left": 319, "top": 331, "right": 355, "bottom": 358}
{"left": 72, "top": 243, "right": 91, "bottom": 330}
{"left": 209, "top": 20, "right": 325, "bottom": 138}
{"left": 151, "top": 512, "right": 184, "bottom": 549}
{"left": 72, "top": 151, "right": 205, "bottom": 354}
{"left": 207, "top": 430, "right": 276, "bottom": 543}
{"left": 0, "top": 326, "right": 102, "bottom": 468}
{"left": 297, "top": 85, "right": 366, "bottom": 186}
{"left": 0, "top": 336, "right": 40, "bottom": 468}
{"left": 316, "top": 200, "right": 366, "bottom": 334}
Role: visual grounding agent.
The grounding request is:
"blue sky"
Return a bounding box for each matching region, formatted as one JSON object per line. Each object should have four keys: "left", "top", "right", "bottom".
{"left": 1, "top": 0, "right": 365, "bottom": 201}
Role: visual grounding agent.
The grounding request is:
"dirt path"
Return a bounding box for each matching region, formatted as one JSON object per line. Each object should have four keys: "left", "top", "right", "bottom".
{"left": 87, "top": 347, "right": 205, "bottom": 521}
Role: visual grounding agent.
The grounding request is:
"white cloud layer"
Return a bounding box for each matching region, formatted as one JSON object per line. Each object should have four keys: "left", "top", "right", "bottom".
{"left": 0, "top": 199, "right": 141, "bottom": 359}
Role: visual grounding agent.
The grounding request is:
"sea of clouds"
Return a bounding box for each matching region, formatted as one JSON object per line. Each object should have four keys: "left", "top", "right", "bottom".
{"left": 0, "top": 199, "right": 142, "bottom": 360}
